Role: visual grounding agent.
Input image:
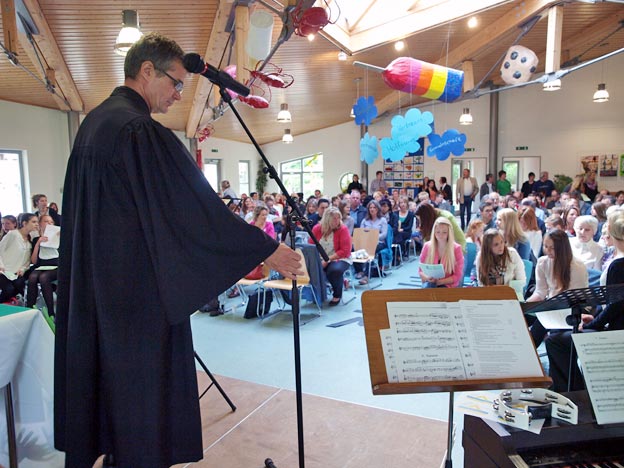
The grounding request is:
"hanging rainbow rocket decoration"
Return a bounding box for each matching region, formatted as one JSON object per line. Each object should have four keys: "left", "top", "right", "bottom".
{"left": 354, "top": 57, "right": 464, "bottom": 103}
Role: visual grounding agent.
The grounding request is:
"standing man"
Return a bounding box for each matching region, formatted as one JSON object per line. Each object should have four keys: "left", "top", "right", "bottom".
{"left": 534, "top": 171, "right": 555, "bottom": 198}
{"left": 479, "top": 173, "right": 495, "bottom": 200}
{"left": 54, "top": 33, "right": 302, "bottom": 468}
{"left": 369, "top": 170, "right": 387, "bottom": 195}
{"left": 521, "top": 172, "right": 537, "bottom": 198}
{"left": 456, "top": 168, "right": 479, "bottom": 231}
{"left": 438, "top": 176, "right": 453, "bottom": 201}
{"left": 347, "top": 174, "right": 364, "bottom": 193}
{"left": 496, "top": 170, "right": 512, "bottom": 196}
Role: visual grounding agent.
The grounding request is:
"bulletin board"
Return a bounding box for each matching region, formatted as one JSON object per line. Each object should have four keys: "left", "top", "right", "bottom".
{"left": 384, "top": 139, "right": 425, "bottom": 198}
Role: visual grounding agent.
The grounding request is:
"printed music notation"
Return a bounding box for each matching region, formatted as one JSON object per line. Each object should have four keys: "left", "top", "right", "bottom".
{"left": 573, "top": 330, "right": 624, "bottom": 425}
{"left": 379, "top": 300, "right": 544, "bottom": 384}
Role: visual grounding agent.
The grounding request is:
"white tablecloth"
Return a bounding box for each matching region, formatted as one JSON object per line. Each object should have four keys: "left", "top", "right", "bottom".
{"left": 0, "top": 306, "right": 64, "bottom": 467}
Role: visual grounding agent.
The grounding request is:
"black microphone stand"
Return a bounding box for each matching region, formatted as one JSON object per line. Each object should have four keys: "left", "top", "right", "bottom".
{"left": 217, "top": 86, "right": 329, "bottom": 468}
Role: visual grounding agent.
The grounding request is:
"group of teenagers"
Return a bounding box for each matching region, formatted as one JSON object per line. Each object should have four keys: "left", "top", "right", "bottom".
{"left": 0, "top": 194, "right": 61, "bottom": 316}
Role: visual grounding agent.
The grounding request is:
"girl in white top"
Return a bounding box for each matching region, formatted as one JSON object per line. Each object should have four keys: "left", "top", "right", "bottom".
{"left": 519, "top": 207, "right": 543, "bottom": 259}
{"left": 26, "top": 214, "right": 60, "bottom": 314}
{"left": 476, "top": 229, "right": 525, "bottom": 286}
{"left": 527, "top": 229, "right": 589, "bottom": 346}
{"left": 569, "top": 215, "right": 603, "bottom": 271}
{"left": 0, "top": 213, "right": 39, "bottom": 302}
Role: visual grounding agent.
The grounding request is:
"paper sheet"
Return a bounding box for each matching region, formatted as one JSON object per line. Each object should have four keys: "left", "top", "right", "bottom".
{"left": 381, "top": 300, "right": 544, "bottom": 383}
{"left": 41, "top": 224, "right": 61, "bottom": 248}
{"left": 536, "top": 308, "right": 573, "bottom": 330}
{"left": 572, "top": 330, "right": 624, "bottom": 425}
{"left": 418, "top": 263, "right": 445, "bottom": 279}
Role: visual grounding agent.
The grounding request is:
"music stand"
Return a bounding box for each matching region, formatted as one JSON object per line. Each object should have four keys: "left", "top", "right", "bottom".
{"left": 521, "top": 283, "right": 624, "bottom": 391}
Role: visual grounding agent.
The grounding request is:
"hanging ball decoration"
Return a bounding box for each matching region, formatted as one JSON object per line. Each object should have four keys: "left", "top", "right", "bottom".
{"left": 292, "top": 7, "right": 330, "bottom": 37}
{"left": 500, "top": 45, "right": 538, "bottom": 85}
{"left": 381, "top": 57, "right": 464, "bottom": 103}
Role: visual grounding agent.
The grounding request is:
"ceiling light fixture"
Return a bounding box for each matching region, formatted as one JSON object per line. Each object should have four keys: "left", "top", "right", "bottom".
{"left": 338, "top": 51, "right": 347, "bottom": 61}
{"left": 459, "top": 108, "right": 473, "bottom": 125}
{"left": 350, "top": 77, "right": 361, "bottom": 118}
{"left": 114, "top": 10, "right": 143, "bottom": 56}
{"left": 468, "top": 16, "right": 478, "bottom": 28}
{"left": 593, "top": 83, "right": 609, "bottom": 102}
{"left": 307, "top": 34, "right": 315, "bottom": 42}
{"left": 542, "top": 79, "right": 561, "bottom": 91}
{"left": 277, "top": 103, "right": 292, "bottom": 122}
{"left": 282, "top": 129, "right": 293, "bottom": 144}
{"left": 394, "top": 40, "right": 405, "bottom": 52}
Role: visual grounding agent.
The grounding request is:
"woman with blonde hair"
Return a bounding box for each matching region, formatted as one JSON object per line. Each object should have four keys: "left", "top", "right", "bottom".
{"left": 418, "top": 217, "right": 464, "bottom": 288}
{"left": 309, "top": 207, "right": 352, "bottom": 306}
{"left": 496, "top": 208, "right": 531, "bottom": 260}
{"left": 465, "top": 218, "right": 485, "bottom": 251}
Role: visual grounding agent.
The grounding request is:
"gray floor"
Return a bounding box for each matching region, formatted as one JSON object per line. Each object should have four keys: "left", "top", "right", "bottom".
{"left": 191, "top": 256, "right": 467, "bottom": 467}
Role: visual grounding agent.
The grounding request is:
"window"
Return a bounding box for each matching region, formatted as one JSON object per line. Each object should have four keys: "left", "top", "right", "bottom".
{"left": 0, "top": 150, "right": 28, "bottom": 215}
{"left": 280, "top": 153, "right": 323, "bottom": 198}
{"left": 238, "top": 161, "right": 250, "bottom": 196}
{"left": 202, "top": 158, "right": 220, "bottom": 192}
{"left": 503, "top": 161, "right": 519, "bottom": 192}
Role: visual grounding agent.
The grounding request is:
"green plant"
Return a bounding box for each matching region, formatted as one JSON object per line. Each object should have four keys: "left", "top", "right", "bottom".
{"left": 256, "top": 159, "right": 268, "bottom": 194}
{"left": 553, "top": 174, "right": 572, "bottom": 193}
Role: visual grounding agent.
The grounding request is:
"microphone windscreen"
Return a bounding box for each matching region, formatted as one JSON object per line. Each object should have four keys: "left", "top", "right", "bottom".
{"left": 183, "top": 53, "right": 205, "bottom": 73}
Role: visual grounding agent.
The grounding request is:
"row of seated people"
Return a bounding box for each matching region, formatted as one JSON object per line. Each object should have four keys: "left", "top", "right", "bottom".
{"left": 0, "top": 212, "right": 60, "bottom": 316}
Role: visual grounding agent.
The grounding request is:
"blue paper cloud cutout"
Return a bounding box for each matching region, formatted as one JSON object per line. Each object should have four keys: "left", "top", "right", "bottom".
{"left": 427, "top": 129, "right": 467, "bottom": 161}
{"left": 390, "top": 108, "right": 434, "bottom": 141}
{"left": 380, "top": 135, "right": 421, "bottom": 162}
{"left": 353, "top": 96, "right": 378, "bottom": 126}
{"left": 360, "top": 133, "right": 379, "bottom": 164}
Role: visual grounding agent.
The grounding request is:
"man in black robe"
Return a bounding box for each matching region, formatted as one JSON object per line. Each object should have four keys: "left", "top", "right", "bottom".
{"left": 54, "top": 33, "right": 301, "bottom": 468}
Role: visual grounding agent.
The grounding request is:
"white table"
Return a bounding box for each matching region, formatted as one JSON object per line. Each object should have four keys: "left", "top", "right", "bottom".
{"left": 0, "top": 305, "right": 64, "bottom": 467}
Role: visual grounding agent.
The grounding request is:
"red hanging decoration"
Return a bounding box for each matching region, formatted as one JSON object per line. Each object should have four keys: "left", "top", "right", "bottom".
{"left": 195, "top": 148, "right": 202, "bottom": 168}
{"left": 291, "top": 0, "right": 340, "bottom": 37}
{"left": 197, "top": 125, "right": 214, "bottom": 143}
{"left": 248, "top": 61, "right": 294, "bottom": 89}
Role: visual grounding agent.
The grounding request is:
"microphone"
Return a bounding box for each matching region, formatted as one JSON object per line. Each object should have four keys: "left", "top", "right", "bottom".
{"left": 183, "top": 53, "right": 250, "bottom": 97}
{"left": 264, "top": 458, "right": 278, "bottom": 468}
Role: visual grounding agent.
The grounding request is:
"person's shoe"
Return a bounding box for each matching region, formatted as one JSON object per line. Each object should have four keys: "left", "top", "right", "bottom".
{"left": 209, "top": 308, "right": 224, "bottom": 317}
{"left": 227, "top": 288, "right": 240, "bottom": 298}
{"left": 354, "top": 272, "right": 365, "bottom": 279}
{"left": 328, "top": 298, "right": 341, "bottom": 306}
{"left": 358, "top": 277, "right": 369, "bottom": 285}
{"left": 343, "top": 279, "right": 351, "bottom": 289}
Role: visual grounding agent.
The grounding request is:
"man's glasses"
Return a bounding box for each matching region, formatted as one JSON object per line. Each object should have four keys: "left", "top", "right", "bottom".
{"left": 158, "top": 68, "right": 184, "bottom": 94}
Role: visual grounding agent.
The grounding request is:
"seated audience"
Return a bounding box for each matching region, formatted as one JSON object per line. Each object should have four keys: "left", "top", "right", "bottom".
{"left": 26, "top": 214, "right": 60, "bottom": 315}
{"left": 545, "top": 210, "right": 624, "bottom": 391}
{"left": 496, "top": 208, "right": 531, "bottom": 260}
{"left": 357, "top": 200, "right": 389, "bottom": 285}
{"left": 465, "top": 218, "right": 485, "bottom": 253}
{"left": 32, "top": 193, "right": 62, "bottom": 226}
{"left": 591, "top": 201, "right": 607, "bottom": 241}
{"left": 339, "top": 200, "right": 354, "bottom": 235}
{"left": 518, "top": 207, "right": 543, "bottom": 258}
{"left": 418, "top": 217, "right": 463, "bottom": 288}
{"left": 0, "top": 213, "right": 39, "bottom": 303}
{"left": 250, "top": 206, "right": 276, "bottom": 239}
{"left": 309, "top": 207, "right": 352, "bottom": 306}
{"left": 1, "top": 215, "right": 17, "bottom": 241}
{"left": 545, "top": 214, "right": 565, "bottom": 231}
{"left": 414, "top": 203, "right": 466, "bottom": 251}
{"left": 476, "top": 229, "right": 525, "bottom": 286}
{"left": 241, "top": 196, "right": 256, "bottom": 221}
{"left": 395, "top": 196, "right": 415, "bottom": 252}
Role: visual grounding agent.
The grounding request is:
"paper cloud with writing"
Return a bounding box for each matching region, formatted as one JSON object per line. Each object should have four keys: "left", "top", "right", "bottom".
{"left": 427, "top": 129, "right": 467, "bottom": 161}
{"left": 353, "top": 96, "right": 378, "bottom": 126}
{"left": 380, "top": 109, "right": 434, "bottom": 162}
{"left": 360, "top": 133, "right": 379, "bottom": 164}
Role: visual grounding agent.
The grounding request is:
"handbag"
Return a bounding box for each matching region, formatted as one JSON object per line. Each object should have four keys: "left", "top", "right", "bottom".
{"left": 244, "top": 263, "right": 264, "bottom": 280}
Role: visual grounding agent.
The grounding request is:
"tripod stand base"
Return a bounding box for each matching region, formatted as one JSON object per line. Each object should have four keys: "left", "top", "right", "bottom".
{"left": 194, "top": 351, "right": 236, "bottom": 411}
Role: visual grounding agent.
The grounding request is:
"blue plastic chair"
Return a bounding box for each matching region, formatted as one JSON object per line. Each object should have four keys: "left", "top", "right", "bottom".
{"left": 522, "top": 259, "right": 534, "bottom": 295}
{"left": 462, "top": 242, "right": 478, "bottom": 287}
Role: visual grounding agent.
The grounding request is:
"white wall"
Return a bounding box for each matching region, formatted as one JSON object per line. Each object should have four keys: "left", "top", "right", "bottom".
{"left": 0, "top": 100, "right": 70, "bottom": 209}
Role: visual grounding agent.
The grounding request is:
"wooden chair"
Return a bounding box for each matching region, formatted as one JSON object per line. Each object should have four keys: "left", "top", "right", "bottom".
{"left": 352, "top": 228, "right": 382, "bottom": 289}
{"left": 260, "top": 248, "right": 321, "bottom": 323}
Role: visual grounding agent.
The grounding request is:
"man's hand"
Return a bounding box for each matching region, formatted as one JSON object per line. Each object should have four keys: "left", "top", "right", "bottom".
{"left": 264, "top": 244, "right": 304, "bottom": 279}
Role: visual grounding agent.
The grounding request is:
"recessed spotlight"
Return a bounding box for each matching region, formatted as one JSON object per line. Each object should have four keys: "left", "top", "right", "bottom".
{"left": 338, "top": 51, "right": 347, "bottom": 61}
{"left": 307, "top": 34, "right": 315, "bottom": 42}
{"left": 467, "top": 16, "right": 478, "bottom": 28}
{"left": 394, "top": 40, "right": 405, "bottom": 51}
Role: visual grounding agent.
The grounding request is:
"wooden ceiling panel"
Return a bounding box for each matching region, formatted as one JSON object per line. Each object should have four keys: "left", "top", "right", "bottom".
{"left": 1, "top": 1, "right": 622, "bottom": 143}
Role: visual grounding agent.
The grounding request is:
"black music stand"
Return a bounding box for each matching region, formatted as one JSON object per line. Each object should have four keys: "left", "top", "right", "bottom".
{"left": 194, "top": 351, "right": 236, "bottom": 411}
{"left": 521, "top": 283, "right": 624, "bottom": 391}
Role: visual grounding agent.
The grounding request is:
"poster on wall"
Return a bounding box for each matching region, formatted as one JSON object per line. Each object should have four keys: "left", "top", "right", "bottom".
{"left": 383, "top": 139, "right": 425, "bottom": 198}
{"left": 580, "top": 155, "right": 599, "bottom": 174}
{"left": 620, "top": 154, "right": 624, "bottom": 178}
{"left": 599, "top": 154, "right": 618, "bottom": 177}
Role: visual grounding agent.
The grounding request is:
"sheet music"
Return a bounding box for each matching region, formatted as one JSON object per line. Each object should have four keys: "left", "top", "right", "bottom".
{"left": 418, "top": 263, "right": 445, "bottom": 279}
{"left": 535, "top": 308, "right": 573, "bottom": 330}
{"left": 572, "top": 330, "right": 624, "bottom": 425}
{"left": 41, "top": 225, "right": 60, "bottom": 248}
{"left": 382, "top": 300, "right": 543, "bottom": 383}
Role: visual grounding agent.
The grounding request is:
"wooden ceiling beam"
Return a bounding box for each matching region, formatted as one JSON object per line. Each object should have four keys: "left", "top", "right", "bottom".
{"left": 545, "top": 5, "right": 563, "bottom": 73}
{"left": 1, "top": 0, "right": 19, "bottom": 54}
{"left": 20, "top": 0, "right": 83, "bottom": 112}
{"left": 373, "top": 0, "right": 556, "bottom": 117}
{"left": 186, "top": 0, "right": 233, "bottom": 138}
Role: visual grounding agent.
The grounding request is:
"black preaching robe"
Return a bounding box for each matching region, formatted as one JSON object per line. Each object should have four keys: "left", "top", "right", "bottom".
{"left": 54, "top": 87, "right": 278, "bottom": 468}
